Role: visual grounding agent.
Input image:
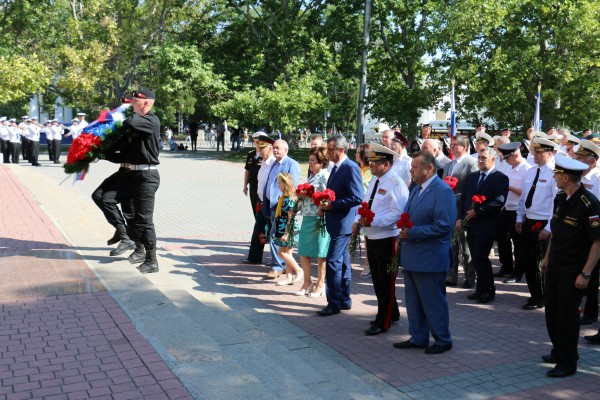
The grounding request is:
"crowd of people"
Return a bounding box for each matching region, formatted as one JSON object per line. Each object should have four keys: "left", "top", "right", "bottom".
{"left": 240, "top": 124, "right": 600, "bottom": 377}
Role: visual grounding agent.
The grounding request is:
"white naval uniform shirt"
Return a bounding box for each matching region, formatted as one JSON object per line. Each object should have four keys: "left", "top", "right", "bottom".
{"left": 581, "top": 167, "right": 600, "bottom": 201}
{"left": 392, "top": 154, "right": 412, "bottom": 187}
{"left": 504, "top": 160, "right": 532, "bottom": 211}
{"left": 28, "top": 124, "right": 41, "bottom": 142}
{"left": 0, "top": 125, "right": 9, "bottom": 140}
{"left": 517, "top": 163, "right": 558, "bottom": 232}
{"left": 8, "top": 126, "right": 21, "bottom": 143}
{"left": 50, "top": 126, "right": 64, "bottom": 140}
{"left": 360, "top": 169, "right": 409, "bottom": 240}
{"left": 257, "top": 155, "right": 275, "bottom": 202}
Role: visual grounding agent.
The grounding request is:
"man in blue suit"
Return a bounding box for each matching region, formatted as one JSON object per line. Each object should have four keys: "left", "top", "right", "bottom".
{"left": 393, "top": 151, "right": 456, "bottom": 354}
{"left": 317, "top": 136, "right": 363, "bottom": 316}
{"left": 460, "top": 148, "right": 509, "bottom": 303}
{"left": 262, "top": 139, "right": 301, "bottom": 278}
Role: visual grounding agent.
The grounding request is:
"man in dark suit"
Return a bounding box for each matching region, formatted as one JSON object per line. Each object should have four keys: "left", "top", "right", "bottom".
{"left": 316, "top": 136, "right": 363, "bottom": 316}
{"left": 393, "top": 151, "right": 456, "bottom": 354}
{"left": 459, "top": 148, "right": 509, "bottom": 303}
{"left": 442, "top": 135, "right": 478, "bottom": 288}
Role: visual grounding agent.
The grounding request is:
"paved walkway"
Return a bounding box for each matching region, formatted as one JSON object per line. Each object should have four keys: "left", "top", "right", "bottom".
{"left": 2, "top": 147, "right": 600, "bottom": 399}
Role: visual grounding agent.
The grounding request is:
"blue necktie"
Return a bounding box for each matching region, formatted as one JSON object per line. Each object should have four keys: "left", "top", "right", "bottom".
{"left": 476, "top": 172, "right": 486, "bottom": 191}
{"left": 327, "top": 165, "right": 338, "bottom": 187}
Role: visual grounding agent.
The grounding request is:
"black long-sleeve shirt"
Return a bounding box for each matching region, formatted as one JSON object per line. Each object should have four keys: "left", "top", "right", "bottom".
{"left": 124, "top": 112, "right": 161, "bottom": 165}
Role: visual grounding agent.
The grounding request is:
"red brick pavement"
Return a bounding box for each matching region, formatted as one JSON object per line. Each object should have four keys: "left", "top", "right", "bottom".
{"left": 0, "top": 166, "right": 193, "bottom": 400}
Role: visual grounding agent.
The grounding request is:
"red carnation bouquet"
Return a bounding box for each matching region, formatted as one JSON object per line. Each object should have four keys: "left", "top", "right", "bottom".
{"left": 453, "top": 194, "right": 486, "bottom": 245}
{"left": 388, "top": 212, "right": 413, "bottom": 273}
{"left": 312, "top": 189, "right": 336, "bottom": 236}
{"left": 296, "top": 183, "right": 315, "bottom": 198}
{"left": 349, "top": 202, "right": 375, "bottom": 260}
{"left": 443, "top": 176, "right": 458, "bottom": 191}
{"left": 63, "top": 133, "right": 103, "bottom": 174}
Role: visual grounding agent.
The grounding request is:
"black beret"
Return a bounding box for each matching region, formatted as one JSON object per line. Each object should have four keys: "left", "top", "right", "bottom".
{"left": 131, "top": 89, "right": 155, "bottom": 99}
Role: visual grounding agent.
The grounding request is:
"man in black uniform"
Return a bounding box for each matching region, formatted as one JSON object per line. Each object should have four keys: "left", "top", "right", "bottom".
{"left": 125, "top": 89, "right": 161, "bottom": 274}
{"left": 188, "top": 120, "right": 199, "bottom": 151}
{"left": 541, "top": 155, "right": 600, "bottom": 378}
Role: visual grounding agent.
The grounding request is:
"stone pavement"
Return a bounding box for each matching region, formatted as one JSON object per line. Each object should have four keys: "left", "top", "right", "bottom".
{"left": 3, "top": 147, "right": 600, "bottom": 399}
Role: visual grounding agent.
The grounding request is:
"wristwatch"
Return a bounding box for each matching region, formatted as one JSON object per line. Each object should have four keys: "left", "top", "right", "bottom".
{"left": 580, "top": 272, "right": 591, "bottom": 280}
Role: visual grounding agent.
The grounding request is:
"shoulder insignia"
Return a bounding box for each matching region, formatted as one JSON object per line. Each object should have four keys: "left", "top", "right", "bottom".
{"left": 582, "top": 194, "right": 592, "bottom": 208}
{"left": 590, "top": 215, "right": 600, "bottom": 227}
{"left": 390, "top": 175, "right": 401, "bottom": 185}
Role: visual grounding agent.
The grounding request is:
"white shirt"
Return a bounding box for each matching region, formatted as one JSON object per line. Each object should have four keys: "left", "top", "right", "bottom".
{"left": 504, "top": 160, "right": 532, "bottom": 210}
{"left": 419, "top": 174, "right": 437, "bottom": 193}
{"left": 361, "top": 169, "right": 409, "bottom": 240}
{"left": 0, "top": 124, "right": 8, "bottom": 140}
{"left": 582, "top": 167, "right": 600, "bottom": 201}
{"left": 50, "top": 125, "right": 64, "bottom": 140}
{"left": 8, "top": 126, "right": 21, "bottom": 143}
{"left": 257, "top": 155, "right": 275, "bottom": 201}
{"left": 78, "top": 120, "right": 88, "bottom": 131}
{"left": 392, "top": 154, "right": 411, "bottom": 187}
{"left": 28, "top": 124, "right": 41, "bottom": 141}
{"left": 517, "top": 163, "right": 557, "bottom": 231}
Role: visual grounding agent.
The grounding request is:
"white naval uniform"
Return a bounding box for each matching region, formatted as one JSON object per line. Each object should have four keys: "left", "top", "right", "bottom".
{"left": 581, "top": 167, "right": 600, "bottom": 201}
{"left": 517, "top": 163, "right": 558, "bottom": 232}
{"left": 504, "top": 160, "right": 532, "bottom": 211}
{"left": 392, "top": 154, "right": 412, "bottom": 187}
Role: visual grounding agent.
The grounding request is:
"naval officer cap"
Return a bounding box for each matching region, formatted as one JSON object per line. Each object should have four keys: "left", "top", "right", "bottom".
{"left": 71, "top": 118, "right": 78, "bottom": 122}
{"left": 532, "top": 137, "right": 559, "bottom": 152}
{"left": 530, "top": 131, "right": 548, "bottom": 140}
{"left": 369, "top": 143, "right": 399, "bottom": 162}
{"left": 254, "top": 132, "right": 274, "bottom": 147}
{"left": 574, "top": 139, "right": 600, "bottom": 160}
{"left": 566, "top": 134, "right": 581, "bottom": 145}
{"left": 497, "top": 142, "right": 521, "bottom": 157}
{"left": 475, "top": 132, "right": 495, "bottom": 146}
{"left": 131, "top": 88, "right": 155, "bottom": 99}
{"left": 76, "top": 113, "right": 86, "bottom": 116}
{"left": 21, "top": 115, "right": 28, "bottom": 119}
{"left": 0, "top": 117, "right": 6, "bottom": 122}
{"left": 252, "top": 131, "right": 267, "bottom": 139}
{"left": 391, "top": 131, "right": 409, "bottom": 148}
{"left": 9, "top": 118, "right": 16, "bottom": 122}
{"left": 553, "top": 154, "right": 588, "bottom": 176}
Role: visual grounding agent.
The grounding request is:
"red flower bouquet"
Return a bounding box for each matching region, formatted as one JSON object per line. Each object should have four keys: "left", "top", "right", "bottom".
{"left": 63, "top": 133, "right": 102, "bottom": 174}
{"left": 443, "top": 176, "right": 458, "bottom": 191}
{"left": 296, "top": 183, "right": 315, "bottom": 198}
{"left": 349, "top": 202, "right": 376, "bottom": 260}
{"left": 388, "top": 212, "right": 413, "bottom": 273}
{"left": 453, "top": 194, "right": 486, "bottom": 245}
{"left": 312, "top": 189, "right": 336, "bottom": 236}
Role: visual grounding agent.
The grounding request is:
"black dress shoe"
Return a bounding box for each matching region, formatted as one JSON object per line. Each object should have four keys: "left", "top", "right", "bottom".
{"left": 341, "top": 304, "right": 352, "bottom": 311}
{"left": 240, "top": 258, "right": 261, "bottom": 265}
{"left": 542, "top": 354, "right": 557, "bottom": 363}
{"left": 365, "top": 326, "right": 386, "bottom": 336}
{"left": 445, "top": 280, "right": 457, "bottom": 287}
{"left": 523, "top": 301, "right": 544, "bottom": 310}
{"left": 546, "top": 367, "right": 575, "bottom": 378}
{"left": 580, "top": 316, "right": 598, "bottom": 325}
{"left": 425, "top": 343, "right": 452, "bottom": 354}
{"left": 461, "top": 280, "right": 475, "bottom": 289}
{"left": 393, "top": 340, "right": 426, "bottom": 349}
{"left": 584, "top": 334, "right": 600, "bottom": 344}
{"left": 467, "top": 292, "right": 480, "bottom": 300}
{"left": 477, "top": 292, "right": 494, "bottom": 304}
{"left": 316, "top": 307, "right": 340, "bottom": 316}
{"left": 370, "top": 318, "right": 399, "bottom": 325}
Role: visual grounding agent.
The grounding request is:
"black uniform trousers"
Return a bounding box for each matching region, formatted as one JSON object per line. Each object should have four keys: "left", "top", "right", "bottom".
{"left": 47, "top": 139, "right": 54, "bottom": 161}
{"left": 21, "top": 137, "right": 28, "bottom": 159}
{"left": 366, "top": 236, "right": 400, "bottom": 330}
{"left": 29, "top": 141, "right": 39, "bottom": 165}
{"left": 497, "top": 209, "right": 522, "bottom": 276}
{"left": 9, "top": 142, "right": 21, "bottom": 164}
{"left": 216, "top": 134, "right": 225, "bottom": 151}
{"left": 246, "top": 208, "right": 267, "bottom": 263}
{"left": 91, "top": 168, "right": 135, "bottom": 231}
{"left": 467, "top": 232, "right": 496, "bottom": 296}
{"left": 1, "top": 139, "right": 9, "bottom": 163}
{"left": 190, "top": 134, "right": 198, "bottom": 151}
{"left": 129, "top": 169, "right": 160, "bottom": 250}
{"left": 52, "top": 139, "right": 62, "bottom": 162}
{"left": 521, "top": 218, "right": 548, "bottom": 303}
{"left": 545, "top": 266, "right": 585, "bottom": 373}
{"left": 583, "top": 264, "right": 599, "bottom": 319}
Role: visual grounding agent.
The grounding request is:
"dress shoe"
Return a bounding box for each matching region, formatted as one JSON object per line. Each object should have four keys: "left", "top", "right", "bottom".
{"left": 341, "top": 304, "right": 352, "bottom": 311}
{"left": 445, "top": 280, "right": 457, "bottom": 287}
{"left": 477, "top": 292, "right": 494, "bottom": 304}
{"left": 584, "top": 333, "right": 600, "bottom": 344}
{"left": 316, "top": 307, "right": 340, "bottom": 316}
{"left": 542, "top": 354, "right": 557, "bottom": 363}
{"left": 522, "top": 301, "right": 544, "bottom": 310}
{"left": 393, "top": 340, "right": 426, "bottom": 349}
{"left": 580, "top": 315, "right": 598, "bottom": 325}
{"left": 546, "top": 367, "right": 575, "bottom": 378}
{"left": 371, "top": 318, "right": 399, "bottom": 325}
{"left": 365, "top": 326, "right": 386, "bottom": 336}
{"left": 424, "top": 343, "right": 452, "bottom": 354}
{"left": 241, "top": 258, "right": 261, "bottom": 265}
{"left": 461, "top": 279, "right": 475, "bottom": 289}
{"left": 265, "top": 270, "right": 281, "bottom": 279}
{"left": 467, "top": 292, "right": 480, "bottom": 300}
{"left": 308, "top": 286, "right": 325, "bottom": 297}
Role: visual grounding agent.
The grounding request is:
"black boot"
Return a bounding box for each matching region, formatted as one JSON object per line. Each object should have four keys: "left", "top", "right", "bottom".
{"left": 109, "top": 225, "right": 136, "bottom": 256}
{"left": 137, "top": 249, "right": 158, "bottom": 274}
{"left": 127, "top": 242, "right": 146, "bottom": 264}
{"left": 107, "top": 228, "right": 120, "bottom": 246}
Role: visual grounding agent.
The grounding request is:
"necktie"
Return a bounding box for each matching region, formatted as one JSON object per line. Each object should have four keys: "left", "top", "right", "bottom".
{"left": 327, "top": 165, "right": 338, "bottom": 187}
{"left": 449, "top": 160, "right": 457, "bottom": 176}
{"left": 476, "top": 172, "right": 486, "bottom": 191}
{"left": 525, "top": 168, "right": 540, "bottom": 209}
{"left": 367, "top": 179, "right": 379, "bottom": 208}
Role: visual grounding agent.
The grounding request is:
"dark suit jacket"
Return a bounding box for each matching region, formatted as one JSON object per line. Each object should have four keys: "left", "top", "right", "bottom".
{"left": 325, "top": 157, "right": 363, "bottom": 236}
{"left": 442, "top": 156, "right": 478, "bottom": 213}
{"left": 459, "top": 169, "right": 509, "bottom": 237}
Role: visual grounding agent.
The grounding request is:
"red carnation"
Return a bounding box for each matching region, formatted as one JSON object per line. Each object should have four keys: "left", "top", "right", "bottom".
{"left": 531, "top": 221, "right": 544, "bottom": 232}
{"left": 444, "top": 176, "right": 458, "bottom": 190}
{"left": 396, "top": 213, "right": 413, "bottom": 229}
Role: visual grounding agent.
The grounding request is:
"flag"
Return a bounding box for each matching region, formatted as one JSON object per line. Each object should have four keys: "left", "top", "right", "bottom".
{"left": 450, "top": 81, "right": 457, "bottom": 138}
{"left": 74, "top": 169, "right": 86, "bottom": 183}
{"left": 533, "top": 84, "right": 541, "bottom": 131}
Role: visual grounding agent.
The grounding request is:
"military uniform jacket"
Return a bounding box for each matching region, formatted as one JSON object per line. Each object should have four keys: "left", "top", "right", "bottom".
{"left": 124, "top": 112, "right": 161, "bottom": 165}
{"left": 549, "top": 186, "right": 600, "bottom": 271}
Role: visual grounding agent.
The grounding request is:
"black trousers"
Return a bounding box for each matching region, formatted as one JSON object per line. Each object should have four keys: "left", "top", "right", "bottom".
{"left": 216, "top": 135, "right": 225, "bottom": 151}
{"left": 29, "top": 141, "right": 39, "bottom": 165}
{"left": 467, "top": 232, "right": 496, "bottom": 295}
{"left": 583, "top": 264, "right": 599, "bottom": 319}
{"left": 47, "top": 140, "right": 54, "bottom": 161}
{"left": 521, "top": 218, "right": 548, "bottom": 302}
{"left": 91, "top": 168, "right": 135, "bottom": 230}
{"left": 52, "top": 139, "right": 62, "bottom": 162}
{"left": 129, "top": 169, "right": 160, "bottom": 250}
{"left": 190, "top": 135, "right": 198, "bottom": 151}
{"left": 545, "top": 266, "right": 585, "bottom": 373}
{"left": 366, "top": 236, "right": 400, "bottom": 330}
{"left": 497, "top": 209, "right": 523, "bottom": 276}
{"left": 246, "top": 207, "right": 267, "bottom": 263}
{"left": 1, "top": 139, "right": 9, "bottom": 163}
{"left": 9, "top": 142, "right": 20, "bottom": 163}
{"left": 231, "top": 135, "right": 240, "bottom": 151}
{"left": 21, "top": 137, "right": 28, "bottom": 159}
